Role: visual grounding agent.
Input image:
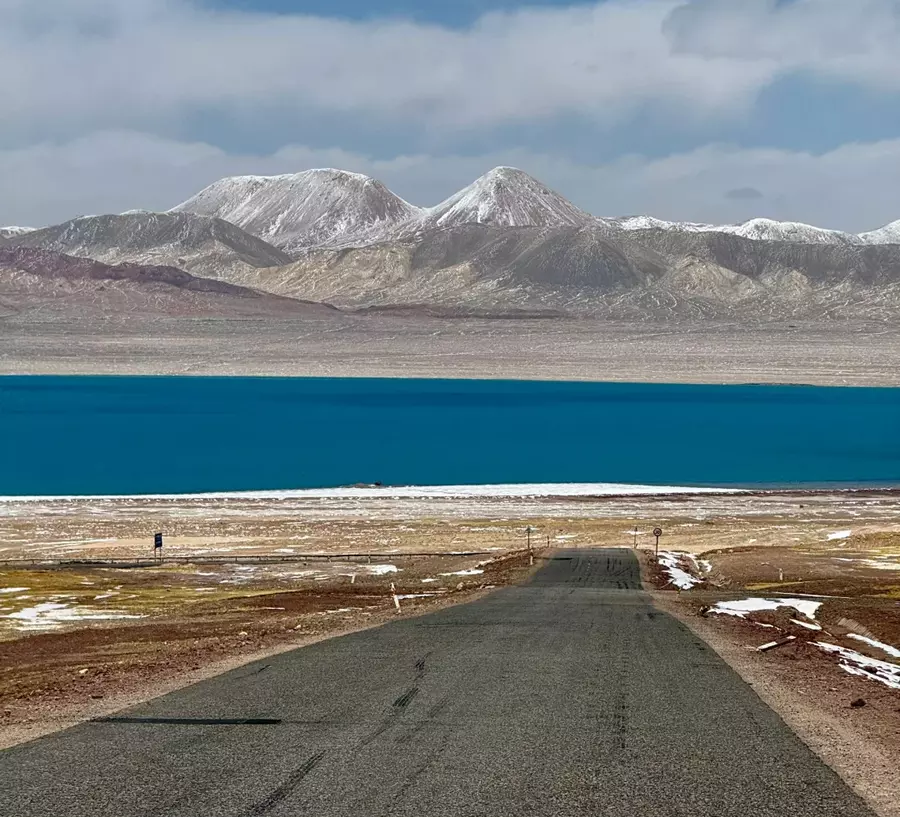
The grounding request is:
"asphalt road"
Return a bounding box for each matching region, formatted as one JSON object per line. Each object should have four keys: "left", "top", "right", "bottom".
{"left": 0, "top": 550, "right": 876, "bottom": 817}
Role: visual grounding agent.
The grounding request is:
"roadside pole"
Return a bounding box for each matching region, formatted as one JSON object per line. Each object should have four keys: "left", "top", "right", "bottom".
{"left": 653, "top": 527, "right": 663, "bottom": 558}
{"left": 632, "top": 526, "right": 638, "bottom": 549}
{"left": 526, "top": 525, "right": 534, "bottom": 565}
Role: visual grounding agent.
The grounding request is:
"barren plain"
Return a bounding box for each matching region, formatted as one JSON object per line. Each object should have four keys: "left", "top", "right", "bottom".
{"left": 3, "top": 317, "right": 900, "bottom": 385}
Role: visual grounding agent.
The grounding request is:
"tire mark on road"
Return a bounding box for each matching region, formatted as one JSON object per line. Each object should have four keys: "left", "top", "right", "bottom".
{"left": 393, "top": 687, "right": 420, "bottom": 709}
{"left": 243, "top": 750, "right": 327, "bottom": 816}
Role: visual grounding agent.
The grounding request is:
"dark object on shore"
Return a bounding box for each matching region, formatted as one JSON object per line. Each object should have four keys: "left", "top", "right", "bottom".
{"left": 850, "top": 698, "right": 866, "bottom": 708}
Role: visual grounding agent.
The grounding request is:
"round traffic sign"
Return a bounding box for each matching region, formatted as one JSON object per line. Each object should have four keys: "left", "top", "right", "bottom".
{"left": 653, "top": 527, "right": 663, "bottom": 537}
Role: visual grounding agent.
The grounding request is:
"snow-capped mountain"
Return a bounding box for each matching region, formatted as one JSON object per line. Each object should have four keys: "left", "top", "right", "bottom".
{"left": 858, "top": 220, "right": 900, "bottom": 244}
{"left": 418, "top": 167, "right": 596, "bottom": 230}
{"left": 716, "top": 218, "right": 860, "bottom": 245}
{"left": 168, "top": 164, "right": 900, "bottom": 251}
{"left": 614, "top": 216, "right": 716, "bottom": 233}
{"left": 171, "top": 169, "right": 424, "bottom": 253}
{"left": 616, "top": 215, "right": 860, "bottom": 245}
{"left": 8, "top": 164, "right": 900, "bottom": 321}
{"left": 0, "top": 226, "right": 36, "bottom": 239}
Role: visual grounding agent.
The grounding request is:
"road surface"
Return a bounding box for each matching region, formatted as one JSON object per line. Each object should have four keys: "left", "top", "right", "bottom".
{"left": 0, "top": 550, "right": 875, "bottom": 817}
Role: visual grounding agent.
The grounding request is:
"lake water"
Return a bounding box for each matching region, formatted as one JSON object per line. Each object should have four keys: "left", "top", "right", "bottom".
{"left": 1, "top": 376, "right": 899, "bottom": 496}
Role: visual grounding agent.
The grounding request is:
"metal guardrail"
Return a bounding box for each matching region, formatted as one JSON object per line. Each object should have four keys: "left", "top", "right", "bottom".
{"left": 0, "top": 551, "right": 498, "bottom": 569}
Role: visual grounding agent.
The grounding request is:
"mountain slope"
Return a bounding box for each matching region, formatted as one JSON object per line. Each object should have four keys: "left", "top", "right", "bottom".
{"left": 170, "top": 169, "right": 423, "bottom": 253}
{"left": 225, "top": 225, "right": 661, "bottom": 311}
{"left": 0, "top": 227, "right": 36, "bottom": 240}
{"left": 716, "top": 218, "right": 859, "bottom": 245}
{"left": 858, "top": 219, "right": 900, "bottom": 244}
{"left": 417, "top": 167, "right": 596, "bottom": 231}
{"left": 614, "top": 227, "right": 900, "bottom": 287}
{"left": 616, "top": 216, "right": 860, "bottom": 245}
{"left": 0, "top": 247, "right": 334, "bottom": 319}
{"left": 0, "top": 212, "right": 292, "bottom": 282}
{"left": 227, "top": 220, "right": 900, "bottom": 320}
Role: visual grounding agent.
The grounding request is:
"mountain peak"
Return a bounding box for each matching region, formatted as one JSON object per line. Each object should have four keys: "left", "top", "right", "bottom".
{"left": 422, "top": 167, "right": 594, "bottom": 229}
{"left": 858, "top": 219, "right": 900, "bottom": 244}
{"left": 481, "top": 165, "right": 529, "bottom": 179}
{"left": 718, "top": 218, "right": 857, "bottom": 245}
{"left": 172, "top": 169, "right": 422, "bottom": 252}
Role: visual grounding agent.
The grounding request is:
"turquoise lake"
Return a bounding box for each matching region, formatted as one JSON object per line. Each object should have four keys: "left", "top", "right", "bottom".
{"left": 1, "top": 376, "right": 899, "bottom": 496}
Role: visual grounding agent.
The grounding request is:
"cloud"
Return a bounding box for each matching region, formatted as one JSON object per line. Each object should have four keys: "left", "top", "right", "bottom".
{"left": 3, "top": 0, "right": 900, "bottom": 143}
{"left": 4, "top": 130, "right": 900, "bottom": 233}
{"left": 724, "top": 186, "right": 764, "bottom": 200}
{"left": 665, "top": 0, "right": 900, "bottom": 90}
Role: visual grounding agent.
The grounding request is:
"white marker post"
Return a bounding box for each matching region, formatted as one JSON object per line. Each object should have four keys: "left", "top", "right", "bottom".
{"left": 391, "top": 582, "right": 401, "bottom": 612}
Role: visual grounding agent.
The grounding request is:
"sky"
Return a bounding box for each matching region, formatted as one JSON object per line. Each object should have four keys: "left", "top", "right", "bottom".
{"left": 4, "top": 0, "right": 900, "bottom": 231}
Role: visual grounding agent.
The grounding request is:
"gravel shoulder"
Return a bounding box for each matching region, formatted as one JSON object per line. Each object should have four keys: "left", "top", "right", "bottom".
{"left": 0, "top": 549, "right": 877, "bottom": 817}
{"left": 642, "top": 549, "right": 900, "bottom": 817}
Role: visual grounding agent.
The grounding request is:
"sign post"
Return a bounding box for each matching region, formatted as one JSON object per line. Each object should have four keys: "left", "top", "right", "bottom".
{"left": 526, "top": 525, "right": 534, "bottom": 565}
{"left": 632, "top": 526, "right": 638, "bottom": 548}
{"left": 653, "top": 527, "right": 663, "bottom": 558}
{"left": 154, "top": 532, "right": 163, "bottom": 561}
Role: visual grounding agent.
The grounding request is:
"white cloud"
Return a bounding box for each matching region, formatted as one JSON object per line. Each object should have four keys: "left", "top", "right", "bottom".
{"left": 5, "top": 130, "right": 900, "bottom": 232}
{"left": 4, "top": 0, "right": 900, "bottom": 139}
{"left": 665, "top": 0, "right": 900, "bottom": 89}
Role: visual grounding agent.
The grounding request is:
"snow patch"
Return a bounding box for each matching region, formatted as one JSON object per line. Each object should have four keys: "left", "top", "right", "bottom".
{"left": 3, "top": 602, "right": 143, "bottom": 629}
{"left": 791, "top": 619, "right": 822, "bottom": 631}
{"left": 814, "top": 642, "right": 900, "bottom": 690}
{"left": 657, "top": 551, "right": 702, "bottom": 590}
{"left": 827, "top": 530, "right": 852, "bottom": 540}
{"left": 366, "top": 564, "right": 399, "bottom": 575}
{"left": 710, "top": 597, "right": 822, "bottom": 620}
{"left": 847, "top": 634, "right": 900, "bottom": 659}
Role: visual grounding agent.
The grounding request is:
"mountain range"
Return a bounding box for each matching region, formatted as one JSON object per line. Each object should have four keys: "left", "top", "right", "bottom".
{"left": 4, "top": 166, "right": 900, "bottom": 320}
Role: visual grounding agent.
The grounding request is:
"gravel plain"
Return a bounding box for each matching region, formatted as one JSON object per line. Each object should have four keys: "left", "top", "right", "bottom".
{"left": 3, "top": 317, "right": 900, "bottom": 385}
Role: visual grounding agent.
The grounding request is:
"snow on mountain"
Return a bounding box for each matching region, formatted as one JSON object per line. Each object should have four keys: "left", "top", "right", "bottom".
{"left": 616, "top": 215, "right": 859, "bottom": 245}
{"left": 170, "top": 169, "right": 424, "bottom": 254}
{"left": 614, "top": 216, "right": 716, "bottom": 233}
{"left": 716, "top": 218, "right": 860, "bottom": 245}
{"left": 418, "top": 167, "right": 596, "bottom": 230}
{"left": 168, "top": 163, "right": 900, "bottom": 251}
{"left": 858, "top": 220, "right": 900, "bottom": 244}
{"left": 0, "top": 226, "right": 36, "bottom": 239}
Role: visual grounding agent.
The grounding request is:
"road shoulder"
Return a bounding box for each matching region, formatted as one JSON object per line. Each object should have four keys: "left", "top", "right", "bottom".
{"left": 650, "top": 588, "right": 899, "bottom": 817}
